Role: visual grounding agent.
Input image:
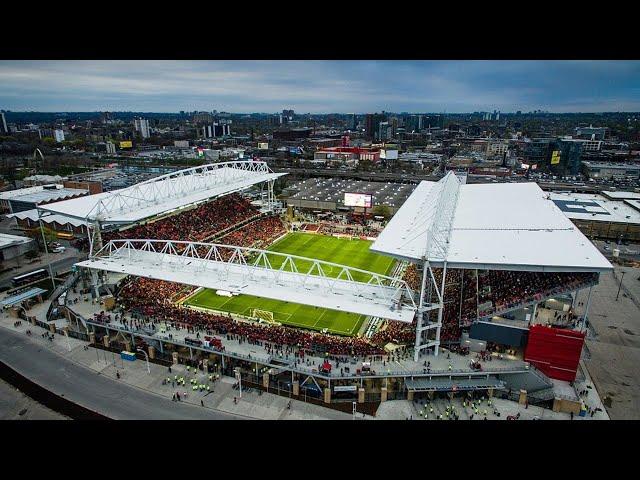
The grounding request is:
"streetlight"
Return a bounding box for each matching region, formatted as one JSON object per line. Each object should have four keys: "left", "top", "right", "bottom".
{"left": 615, "top": 271, "right": 625, "bottom": 301}
{"left": 234, "top": 368, "right": 242, "bottom": 398}
{"left": 137, "top": 347, "right": 150, "bottom": 374}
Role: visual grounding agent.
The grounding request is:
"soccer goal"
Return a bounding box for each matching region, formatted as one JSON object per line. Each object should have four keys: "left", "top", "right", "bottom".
{"left": 252, "top": 309, "right": 276, "bottom": 324}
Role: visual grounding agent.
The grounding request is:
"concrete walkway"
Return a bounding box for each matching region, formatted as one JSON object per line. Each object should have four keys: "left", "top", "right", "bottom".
{"left": 0, "top": 316, "right": 355, "bottom": 420}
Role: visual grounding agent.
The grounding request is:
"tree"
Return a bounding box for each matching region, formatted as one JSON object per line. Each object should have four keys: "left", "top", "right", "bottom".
{"left": 372, "top": 205, "right": 391, "bottom": 219}
{"left": 28, "top": 226, "right": 58, "bottom": 250}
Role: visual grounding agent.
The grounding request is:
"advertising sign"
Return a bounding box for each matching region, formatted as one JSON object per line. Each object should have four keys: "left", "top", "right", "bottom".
{"left": 119, "top": 140, "right": 133, "bottom": 149}
{"left": 551, "top": 150, "right": 561, "bottom": 165}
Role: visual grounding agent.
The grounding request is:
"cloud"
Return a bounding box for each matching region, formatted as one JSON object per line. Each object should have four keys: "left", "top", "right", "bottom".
{"left": 0, "top": 60, "right": 638, "bottom": 112}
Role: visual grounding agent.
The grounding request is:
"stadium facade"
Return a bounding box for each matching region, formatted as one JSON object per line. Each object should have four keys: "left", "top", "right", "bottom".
{"left": 19, "top": 163, "right": 612, "bottom": 411}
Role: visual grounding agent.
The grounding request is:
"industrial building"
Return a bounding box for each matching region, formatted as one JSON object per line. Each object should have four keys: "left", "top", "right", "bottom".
{"left": 0, "top": 233, "right": 35, "bottom": 262}
{"left": 1, "top": 185, "right": 89, "bottom": 214}
{"left": 583, "top": 161, "right": 640, "bottom": 180}
{"left": 549, "top": 190, "right": 640, "bottom": 242}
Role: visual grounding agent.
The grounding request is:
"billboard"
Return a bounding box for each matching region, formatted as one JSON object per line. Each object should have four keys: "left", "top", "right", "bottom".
{"left": 380, "top": 149, "right": 398, "bottom": 160}
{"left": 119, "top": 140, "right": 133, "bottom": 149}
{"left": 344, "top": 192, "right": 373, "bottom": 208}
{"left": 551, "top": 150, "right": 561, "bottom": 165}
{"left": 258, "top": 142, "right": 269, "bottom": 150}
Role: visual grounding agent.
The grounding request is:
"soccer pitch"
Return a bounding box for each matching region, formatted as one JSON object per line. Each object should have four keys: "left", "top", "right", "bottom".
{"left": 182, "top": 232, "right": 395, "bottom": 336}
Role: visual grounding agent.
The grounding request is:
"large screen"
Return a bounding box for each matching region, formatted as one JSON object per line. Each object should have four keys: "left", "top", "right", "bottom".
{"left": 344, "top": 192, "right": 373, "bottom": 208}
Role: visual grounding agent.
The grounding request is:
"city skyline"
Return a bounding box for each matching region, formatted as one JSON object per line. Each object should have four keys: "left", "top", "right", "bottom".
{"left": 0, "top": 60, "right": 639, "bottom": 114}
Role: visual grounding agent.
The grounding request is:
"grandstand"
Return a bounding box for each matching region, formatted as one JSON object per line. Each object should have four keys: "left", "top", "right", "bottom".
{"left": 372, "top": 172, "right": 612, "bottom": 360}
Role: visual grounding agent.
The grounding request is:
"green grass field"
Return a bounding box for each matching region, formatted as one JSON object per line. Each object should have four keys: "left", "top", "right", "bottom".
{"left": 183, "top": 232, "right": 395, "bottom": 336}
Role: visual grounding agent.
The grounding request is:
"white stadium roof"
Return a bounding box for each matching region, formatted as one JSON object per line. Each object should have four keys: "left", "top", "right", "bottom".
{"left": 77, "top": 240, "right": 416, "bottom": 322}
{"left": 38, "top": 161, "right": 285, "bottom": 225}
{"left": 371, "top": 172, "right": 612, "bottom": 273}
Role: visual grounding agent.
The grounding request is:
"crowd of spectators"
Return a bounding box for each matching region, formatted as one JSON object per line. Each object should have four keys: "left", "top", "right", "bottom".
{"left": 118, "top": 278, "right": 385, "bottom": 356}
{"left": 399, "top": 264, "right": 596, "bottom": 346}
{"left": 477, "top": 270, "right": 597, "bottom": 317}
{"left": 371, "top": 319, "right": 416, "bottom": 345}
{"left": 103, "top": 194, "right": 259, "bottom": 243}
{"left": 317, "top": 221, "right": 381, "bottom": 237}
{"left": 221, "top": 215, "right": 286, "bottom": 249}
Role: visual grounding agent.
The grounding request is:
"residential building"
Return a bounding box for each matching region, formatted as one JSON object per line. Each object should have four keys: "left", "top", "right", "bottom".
{"left": 134, "top": 118, "right": 151, "bottom": 139}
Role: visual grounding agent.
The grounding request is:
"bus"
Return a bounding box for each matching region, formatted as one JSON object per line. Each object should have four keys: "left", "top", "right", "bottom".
{"left": 12, "top": 268, "right": 48, "bottom": 287}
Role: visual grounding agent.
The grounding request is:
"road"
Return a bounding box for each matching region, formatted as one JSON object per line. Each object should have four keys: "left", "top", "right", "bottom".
{"left": 0, "top": 377, "right": 68, "bottom": 420}
{"left": 0, "top": 328, "right": 245, "bottom": 420}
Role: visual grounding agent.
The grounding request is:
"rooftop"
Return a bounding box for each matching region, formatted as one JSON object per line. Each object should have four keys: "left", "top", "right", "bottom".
{"left": 549, "top": 191, "right": 640, "bottom": 225}
{"left": 0, "top": 233, "right": 34, "bottom": 249}
{"left": 371, "top": 173, "right": 612, "bottom": 273}
{"left": 0, "top": 184, "right": 63, "bottom": 201}
{"left": 9, "top": 188, "right": 88, "bottom": 205}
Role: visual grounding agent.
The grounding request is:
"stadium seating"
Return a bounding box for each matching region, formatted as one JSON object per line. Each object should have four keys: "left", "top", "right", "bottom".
{"left": 118, "top": 278, "right": 385, "bottom": 356}
{"left": 103, "top": 193, "right": 258, "bottom": 243}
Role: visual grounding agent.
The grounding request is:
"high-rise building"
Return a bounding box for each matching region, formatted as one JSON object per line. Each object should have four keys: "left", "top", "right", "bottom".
{"left": 389, "top": 117, "right": 399, "bottom": 138}
{"left": 203, "top": 122, "right": 231, "bottom": 138}
{"left": 378, "top": 121, "right": 392, "bottom": 141}
{"left": 134, "top": 118, "right": 150, "bottom": 139}
{"left": 106, "top": 142, "right": 116, "bottom": 154}
{"left": 282, "top": 109, "right": 294, "bottom": 121}
{"left": 0, "top": 112, "right": 7, "bottom": 134}
{"left": 365, "top": 113, "right": 385, "bottom": 140}
{"left": 348, "top": 113, "right": 357, "bottom": 131}
{"left": 54, "top": 129, "right": 65, "bottom": 143}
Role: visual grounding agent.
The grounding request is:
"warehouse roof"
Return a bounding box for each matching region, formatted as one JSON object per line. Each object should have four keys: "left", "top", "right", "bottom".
{"left": 9, "top": 188, "right": 88, "bottom": 205}
{"left": 0, "top": 233, "right": 34, "bottom": 250}
{"left": 6, "top": 209, "right": 87, "bottom": 228}
{"left": 0, "top": 184, "right": 63, "bottom": 201}
{"left": 549, "top": 192, "right": 640, "bottom": 225}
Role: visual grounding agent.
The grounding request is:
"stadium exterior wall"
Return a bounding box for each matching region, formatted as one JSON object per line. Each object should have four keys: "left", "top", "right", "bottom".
{"left": 524, "top": 325, "right": 585, "bottom": 382}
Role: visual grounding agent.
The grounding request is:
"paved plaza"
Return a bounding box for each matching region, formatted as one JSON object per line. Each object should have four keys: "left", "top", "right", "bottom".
{"left": 575, "top": 265, "right": 640, "bottom": 419}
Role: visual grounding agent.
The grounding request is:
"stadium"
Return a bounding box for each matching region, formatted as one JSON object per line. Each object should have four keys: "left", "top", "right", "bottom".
{"left": 20, "top": 160, "right": 612, "bottom": 416}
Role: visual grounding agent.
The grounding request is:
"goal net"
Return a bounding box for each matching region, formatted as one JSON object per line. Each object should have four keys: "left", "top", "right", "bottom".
{"left": 252, "top": 309, "right": 275, "bottom": 324}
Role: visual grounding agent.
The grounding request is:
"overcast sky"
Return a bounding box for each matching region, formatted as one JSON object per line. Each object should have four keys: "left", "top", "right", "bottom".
{"left": 0, "top": 60, "right": 638, "bottom": 113}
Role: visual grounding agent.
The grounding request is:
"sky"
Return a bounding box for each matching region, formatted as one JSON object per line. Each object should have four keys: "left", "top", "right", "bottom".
{"left": 0, "top": 60, "right": 638, "bottom": 113}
